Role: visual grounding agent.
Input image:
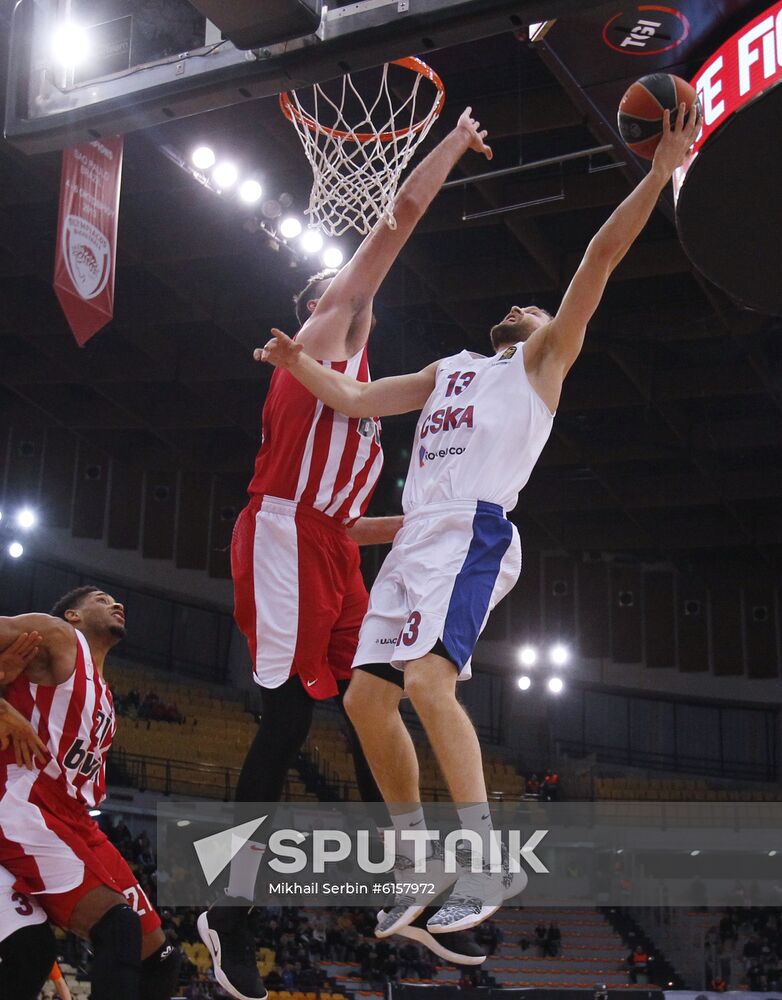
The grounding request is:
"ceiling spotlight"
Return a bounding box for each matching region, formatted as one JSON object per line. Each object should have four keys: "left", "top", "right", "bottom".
{"left": 549, "top": 642, "right": 570, "bottom": 666}
{"left": 51, "top": 22, "right": 90, "bottom": 68}
{"left": 519, "top": 644, "right": 538, "bottom": 667}
{"left": 191, "top": 146, "right": 216, "bottom": 170}
{"left": 547, "top": 676, "right": 564, "bottom": 694}
{"left": 239, "top": 179, "right": 263, "bottom": 204}
{"left": 212, "top": 162, "right": 239, "bottom": 189}
{"left": 280, "top": 216, "right": 303, "bottom": 240}
{"left": 15, "top": 507, "right": 38, "bottom": 530}
{"left": 517, "top": 675, "right": 531, "bottom": 691}
{"left": 88, "top": 808, "right": 102, "bottom": 817}
{"left": 301, "top": 229, "right": 324, "bottom": 254}
{"left": 769, "top": 851, "right": 777, "bottom": 857}
{"left": 8, "top": 542, "right": 23, "bottom": 559}
{"left": 322, "top": 247, "right": 344, "bottom": 268}
{"left": 690, "top": 850, "right": 700, "bottom": 857}
{"left": 177, "top": 819, "right": 191, "bottom": 828}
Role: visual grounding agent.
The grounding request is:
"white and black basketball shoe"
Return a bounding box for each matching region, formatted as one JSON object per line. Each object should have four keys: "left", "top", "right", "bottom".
{"left": 426, "top": 841, "right": 528, "bottom": 934}
{"left": 197, "top": 901, "right": 268, "bottom": 1000}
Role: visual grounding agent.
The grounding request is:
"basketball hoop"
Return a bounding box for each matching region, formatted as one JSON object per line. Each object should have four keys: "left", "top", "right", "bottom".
{"left": 280, "top": 57, "right": 445, "bottom": 237}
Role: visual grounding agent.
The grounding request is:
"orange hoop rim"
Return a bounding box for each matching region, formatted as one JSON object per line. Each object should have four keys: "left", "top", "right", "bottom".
{"left": 279, "top": 56, "right": 445, "bottom": 143}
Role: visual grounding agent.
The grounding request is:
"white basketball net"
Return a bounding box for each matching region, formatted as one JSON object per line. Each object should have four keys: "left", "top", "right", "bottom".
{"left": 281, "top": 59, "right": 445, "bottom": 237}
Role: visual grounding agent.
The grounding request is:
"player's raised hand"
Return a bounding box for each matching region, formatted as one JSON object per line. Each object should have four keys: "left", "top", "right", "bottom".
{"left": 653, "top": 101, "right": 701, "bottom": 176}
{"left": 0, "top": 630, "right": 41, "bottom": 683}
{"left": 0, "top": 698, "right": 47, "bottom": 770}
{"left": 457, "top": 106, "right": 493, "bottom": 161}
{"left": 254, "top": 328, "right": 304, "bottom": 369}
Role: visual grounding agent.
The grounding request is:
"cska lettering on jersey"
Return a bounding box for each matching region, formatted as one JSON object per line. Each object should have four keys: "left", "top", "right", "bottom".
{"left": 420, "top": 405, "right": 474, "bottom": 439}
{"left": 62, "top": 737, "right": 108, "bottom": 781}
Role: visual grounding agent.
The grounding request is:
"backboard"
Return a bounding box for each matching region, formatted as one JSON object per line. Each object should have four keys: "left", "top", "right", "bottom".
{"left": 5, "top": 0, "right": 611, "bottom": 154}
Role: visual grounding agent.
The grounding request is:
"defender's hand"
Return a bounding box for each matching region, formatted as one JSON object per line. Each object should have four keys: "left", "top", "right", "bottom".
{"left": 0, "top": 631, "right": 41, "bottom": 684}
{"left": 457, "top": 107, "right": 493, "bottom": 161}
{"left": 652, "top": 102, "right": 700, "bottom": 177}
{"left": 254, "top": 328, "right": 304, "bottom": 370}
{"left": 0, "top": 699, "right": 47, "bottom": 770}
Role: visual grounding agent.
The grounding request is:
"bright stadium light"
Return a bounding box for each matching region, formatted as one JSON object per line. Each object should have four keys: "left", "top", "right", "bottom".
{"left": 518, "top": 644, "right": 538, "bottom": 667}
{"left": 89, "top": 809, "right": 102, "bottom": 817}
{"left": 769, "top": 851, "right": 777, "bottom": 857}
{"left": 547, "top": 676, "right": 564, "bottom": 694}
{"left": 51, "top": 22, "right": 91, "bottom": 68}
{"left": 177, "top": 819, "right": 192, "bottom": 828}
{"left": 279, "top": 216, "right": 303, "bottom": 239}
{"left": 690, "top": 850, "right": 700, "bottom": 856}
{"left": 212, "top": 161, "right": 239, "bottom": 189}
{"left": 15, "top": 507, "right": 38, "bottom": 530}
{"left": 8, "top": 542, "right": 23, "bottom": 559}
{"left": 300, "top": 229, "right": 324, "bottom": 254}
{"left": 549, "top": 642, "right": 570, "bottom": 666}
{"left": 322, "top": 246, "right": 344, "bottom": 268}
{"left": 239, "top": 179, "right": 263, "bottom": 204}
{"left": 517, "top": 675, "right": 531, "bottom": 691}
{"left": 191, "top": 146, "right": 216, "bottom": 170}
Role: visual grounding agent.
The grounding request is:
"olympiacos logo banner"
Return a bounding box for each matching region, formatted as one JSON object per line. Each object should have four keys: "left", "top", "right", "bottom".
{"left": 54, "top": 135, "right": 124, "bottom": 346}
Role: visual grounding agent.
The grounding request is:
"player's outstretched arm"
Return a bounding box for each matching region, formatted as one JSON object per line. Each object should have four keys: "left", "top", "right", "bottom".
{"left": 255, "top": 328, "right": 438, "bottom": 417}
{"left": 531, "top": 103, "right": 699, "bottom": 379}
{"left": 347, "top": 515, "right": 404, "bottom": 545}
{"left": 297, "top": 107, "right": 492, "bottom": 360}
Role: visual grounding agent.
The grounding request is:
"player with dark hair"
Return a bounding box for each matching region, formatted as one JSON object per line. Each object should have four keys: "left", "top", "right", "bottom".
{"left": 259, "top": 104, "right": 699, "bottom": 934}
{"left": 0, "top": 587, "right": 180, "bottom": 1000}
{"left": 200, "top": 108, "right": 493, "bottom": 1000}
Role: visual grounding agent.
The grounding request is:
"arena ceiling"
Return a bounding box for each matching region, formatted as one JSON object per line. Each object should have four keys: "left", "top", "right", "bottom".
{"left": 1, "top": 3, "right": 781, "bottom": 580}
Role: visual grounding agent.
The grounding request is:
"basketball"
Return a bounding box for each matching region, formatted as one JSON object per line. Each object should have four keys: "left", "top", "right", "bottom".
{"left": 617, "top": 73, "right": 700, "bottom": 159}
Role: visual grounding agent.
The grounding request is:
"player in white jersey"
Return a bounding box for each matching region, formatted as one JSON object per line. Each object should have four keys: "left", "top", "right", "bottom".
{"left": 261, "top": 105, "right": 699, "bottom": 932}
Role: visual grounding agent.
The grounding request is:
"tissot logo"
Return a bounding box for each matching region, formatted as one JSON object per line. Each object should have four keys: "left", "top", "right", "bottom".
{"left": 602, "top": 5, "right": 689, "bottom": 55}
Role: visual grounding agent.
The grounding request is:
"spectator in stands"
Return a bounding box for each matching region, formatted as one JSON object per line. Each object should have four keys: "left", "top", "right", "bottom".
{"left": 541, "top": 770, "right": 560, "bottom": 801}
{"left": 476, "top": 919, "right": 501, "bottom": 956}
{"left": 535, "top": 921, "right": 547, "bottom": 955}
{"left": 545, "top": 921, "right": 562, "bottom": 957}
{"left": 518, "top": 930, "right": 530, "bottom": 951}
{"left": 711, "top": 975, "right": 727, "bottom": 991}
{"left": 527, "top": 773, "right": 541, "bottom": 798}
{"left": 628, "top": 945, "right": 650, "bottom": 983}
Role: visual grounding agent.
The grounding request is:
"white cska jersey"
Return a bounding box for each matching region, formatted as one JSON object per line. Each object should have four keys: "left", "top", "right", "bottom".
{"left": 402, "top": 343, "right": 555, "bottom": 514}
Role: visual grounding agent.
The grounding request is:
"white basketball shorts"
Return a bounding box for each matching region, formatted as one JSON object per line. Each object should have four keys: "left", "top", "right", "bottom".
{"left": 353, "top": 499, "right": 521, "bottom": 679}
{"left": 0, "top": 862, "right": 47, "bottom": 945}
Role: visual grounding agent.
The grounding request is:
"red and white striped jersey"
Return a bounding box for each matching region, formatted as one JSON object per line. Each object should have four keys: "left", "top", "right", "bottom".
{"left": 0, "top": 630, "right": 116, "bottom": 809}
{"left": 248, "top": 344, "right": 383, "bottom": 522}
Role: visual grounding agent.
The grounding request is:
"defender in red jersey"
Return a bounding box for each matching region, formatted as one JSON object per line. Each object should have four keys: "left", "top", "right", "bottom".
{"left": 0, "top": 586, "right": 180, "bottom": 1000}
{"left": 203, "top": 109, "right": 494, "bottom": 1000}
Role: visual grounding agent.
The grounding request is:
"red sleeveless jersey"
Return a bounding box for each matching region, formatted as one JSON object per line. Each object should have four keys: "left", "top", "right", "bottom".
{"left": 248, "top": 344, "right": 383, "bottom": 522}
{"left": 1, "top": 630, "right": 116, "bottom": 809}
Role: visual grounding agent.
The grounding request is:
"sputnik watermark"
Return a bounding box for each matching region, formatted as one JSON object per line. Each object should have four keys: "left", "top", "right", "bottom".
{"left": 193, "top": 819, "right": 549, "bottom": 886}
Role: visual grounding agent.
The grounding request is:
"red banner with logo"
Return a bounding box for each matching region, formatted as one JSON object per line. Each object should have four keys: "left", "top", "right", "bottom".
{"left": 54, "top": 135, "right": 124, "bottom": 346}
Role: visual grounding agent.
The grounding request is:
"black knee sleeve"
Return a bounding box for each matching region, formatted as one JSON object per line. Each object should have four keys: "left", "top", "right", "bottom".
{"left": 0, "top": 922, "right": 57, "bottom": 1000}
{"left": 89, "top": 903, "right": 142, "bottom": 1000}
{"left": 141, "top": 940, "right": 182, "bottom": 1000}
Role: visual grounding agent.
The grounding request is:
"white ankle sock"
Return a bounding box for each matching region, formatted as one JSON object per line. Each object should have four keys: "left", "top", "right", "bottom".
{"left": 457, "top": 803, "right": 495, "bottom": 868}
{"left": 226, "top": 839, "right": 266, "bottom": 900}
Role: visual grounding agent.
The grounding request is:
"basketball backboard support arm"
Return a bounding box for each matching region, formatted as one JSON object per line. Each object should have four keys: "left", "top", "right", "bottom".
{"left": 6, "top": 0, "right": 611, "bottom": 154}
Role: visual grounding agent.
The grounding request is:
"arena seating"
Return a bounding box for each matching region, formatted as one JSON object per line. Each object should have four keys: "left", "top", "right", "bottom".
{"left": 106, "top": 662, "right": 527, "bottom": 803}
{"left": 593, "top": 776, "right": 782, "bottom": 802}
{"left": 488, "top": 908, "right": 641, "bottom": 988}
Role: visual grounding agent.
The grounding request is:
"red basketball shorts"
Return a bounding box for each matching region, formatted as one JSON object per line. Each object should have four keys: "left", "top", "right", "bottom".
{"left": 232, "top": 494, "right": 368, "bottom": 700}
{"left": 0, "top": 768, "right": 160, "bottom": 934}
